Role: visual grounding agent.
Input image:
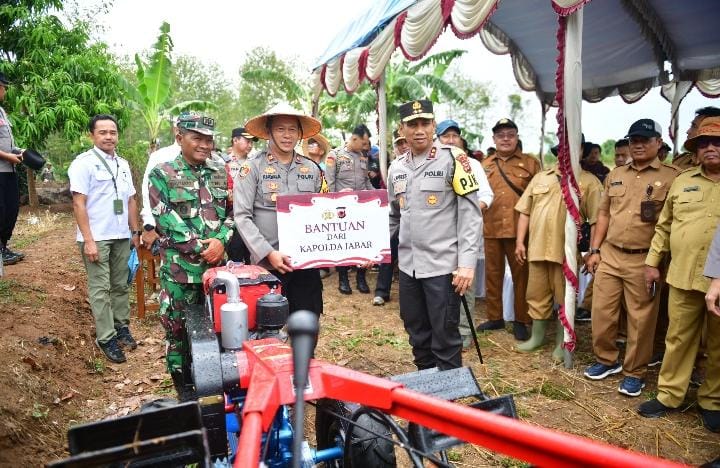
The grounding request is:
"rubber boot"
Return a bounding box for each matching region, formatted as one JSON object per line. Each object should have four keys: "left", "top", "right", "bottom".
{"left": 516, "top": 319, "right": 549, "bottom": 352}
{"left": 338, "top": 267, "right": 352, "bottom": 295}
{"left": 552, "top": 319, "right": 565, "bottom": 362}
{"left": 356, "top": 268, "right": 370, "bottom": 293}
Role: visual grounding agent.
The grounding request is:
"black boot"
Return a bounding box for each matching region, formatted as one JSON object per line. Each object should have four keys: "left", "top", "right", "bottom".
{"left": 338, "top": 267, "right": 352, "bottom": 295}
{"left": 356, "top": 268, "right": 370, "bottom": 293}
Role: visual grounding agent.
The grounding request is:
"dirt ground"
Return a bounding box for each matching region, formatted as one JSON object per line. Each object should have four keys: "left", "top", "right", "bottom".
{"left": 0, "top": 208, "right": 717, "bottom": 467}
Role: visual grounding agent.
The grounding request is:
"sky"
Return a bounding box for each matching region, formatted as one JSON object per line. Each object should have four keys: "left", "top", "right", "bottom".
{"left": 84, "top": 0, "right": 714, "bottom": 153}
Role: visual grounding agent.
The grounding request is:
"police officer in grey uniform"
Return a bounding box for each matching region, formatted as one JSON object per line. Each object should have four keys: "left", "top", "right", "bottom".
{"left": 326, "top": 124, "right": 374, "bottom": 294}
{"left": 0, "top": 72, "right": 25, "bottom": 266}
{"left": 234, "top": 103, "right": 325, "bottom": 315}
{"left": 388, "top": 99, "right": 482, "bottom": 370}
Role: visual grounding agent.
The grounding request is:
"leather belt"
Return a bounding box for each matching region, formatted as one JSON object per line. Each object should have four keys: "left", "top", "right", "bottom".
{"left": 611, "top": 244, "right": 649, "bottom": 255}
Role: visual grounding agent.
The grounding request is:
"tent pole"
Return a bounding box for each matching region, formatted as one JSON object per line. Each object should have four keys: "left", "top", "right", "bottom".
{"left": 378, "top": 70, "right": 388, "bottom": 184}
{"left": 538, "top": 100, "right": 547, "bottom": 169}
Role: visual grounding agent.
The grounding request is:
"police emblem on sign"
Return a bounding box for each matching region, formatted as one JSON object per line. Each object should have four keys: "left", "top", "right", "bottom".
{"left": 336, "top": 206, "right": 346, "bottom": 219}
{"left": 322, "top": 210, "right": 334, "bottom": 220}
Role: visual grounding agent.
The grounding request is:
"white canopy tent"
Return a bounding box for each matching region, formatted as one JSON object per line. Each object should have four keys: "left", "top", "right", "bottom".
{"left": 311, "top": 0, "right": 720, "bottom": 366}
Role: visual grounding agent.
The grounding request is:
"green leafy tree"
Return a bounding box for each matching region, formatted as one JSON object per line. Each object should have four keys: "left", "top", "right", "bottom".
{"left": 0, "top": 0, "right": 127, "bottom": 206}
{"left": 508, "top": 94, "right": 525, "bottom": 123}
{"left": 444, "top": 72, "right": 493, "bottom": 150}
{"left": 121, "top": 22, "right": 212, "bottom": 153}
{"left": 600, "top": 138, "right": 616, "bottom": 166}
{"left": 238, "top": 47, "right": 307, "bottom": 122}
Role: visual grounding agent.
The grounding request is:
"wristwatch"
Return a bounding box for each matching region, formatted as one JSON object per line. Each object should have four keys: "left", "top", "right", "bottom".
{"left": 589, "top": 248, "right": 601, "bottom": 255}
{"left": 143, "top": 224, "right": 155, "bottom": 232}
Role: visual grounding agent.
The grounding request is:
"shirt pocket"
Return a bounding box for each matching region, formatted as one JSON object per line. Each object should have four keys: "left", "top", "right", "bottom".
{"left": 420, "top": 177, "right": 445, "bottom": 208}
{"left": 296, "top": 178, "right": 315, "bottom": 192}
{"left": 94, "top": 169, "right": 116, "bottom": 194}
{"left": 262, "top": 182, "right": 280, "bottom": 206}
{"left": 674, "top": 190, "right": 703, "bottom": 220}
{"left": 169, "top": 189, "right": 199, "bottom": 219}
{"left": 532, "top": 184, "right": 550, "bottom": 195}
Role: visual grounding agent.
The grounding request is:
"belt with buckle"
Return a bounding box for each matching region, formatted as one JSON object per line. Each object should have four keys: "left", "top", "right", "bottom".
{"left": 611, "top": 244, "right": 649, "bottom": 255}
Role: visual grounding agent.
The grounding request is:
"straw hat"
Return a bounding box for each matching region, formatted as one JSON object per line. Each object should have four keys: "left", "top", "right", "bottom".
{"left": 301, "top": 133, "right": 330, "bottom": 157}
{"left": 684, "top": 116, "right": 720, "bottom": 152}
{"left": 245, "top": 102, "right": 321, "bottom": 140}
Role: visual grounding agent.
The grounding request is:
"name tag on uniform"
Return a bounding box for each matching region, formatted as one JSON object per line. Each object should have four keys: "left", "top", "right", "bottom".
{"left": 209, "top": 173, "right": 226, "bottom": 188}
{"left": 683, "top": 186, "right": 700, "bottom": 192}
{"left": 610, "top": 181, "right": 623, "bottom": 186}
{"left": 169, "top": 178, "right": 194, "bottom": 188}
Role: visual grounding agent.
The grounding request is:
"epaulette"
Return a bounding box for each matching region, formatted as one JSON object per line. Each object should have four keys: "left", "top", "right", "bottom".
{"left": 662, "top": 162, "right": 682, "bottom": 172}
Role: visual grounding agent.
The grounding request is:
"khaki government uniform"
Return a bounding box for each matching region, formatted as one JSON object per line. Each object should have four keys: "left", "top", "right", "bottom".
{"left": 671, "top": 151, "right": 697, "bottom": 171}
{"left": 646, "top": 166, "right": 720, "bottom": 410}
{"left": 233, "top": 150, "right": 325, "bottom": 315}
{"left": 482, "top": 150, "right": 541, "bottom": 323}
{"left": 592, "top": 159, "right": 679, "bottom": 378}
{"left": 515, "top": 169, "right": 602, "bottom": 319}
{"left": 388, "top": 140, "right": 481, "bottom": 370}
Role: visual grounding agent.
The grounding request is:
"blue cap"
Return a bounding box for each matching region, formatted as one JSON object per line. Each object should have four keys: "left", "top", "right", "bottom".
{"left": 370, "top": 145, "right": 379, "bottom": 156}
{"left": 437, "top": 119, "right": 461, "bottom": 136}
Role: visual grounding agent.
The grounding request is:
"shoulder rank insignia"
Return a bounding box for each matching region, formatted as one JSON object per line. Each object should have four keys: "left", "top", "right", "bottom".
{"left": 450, "top": 147, "right": 478, "bottom": 196}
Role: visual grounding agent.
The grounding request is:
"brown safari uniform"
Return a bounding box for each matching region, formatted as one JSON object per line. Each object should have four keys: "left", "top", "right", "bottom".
{"left": 646, "top": 166, "right": 720, "bottom": 410}
{"left": 591, "top": 159, "right": 679, "bottom": 378}
{"left": 671, "top": 151, "right": 697, "bottom": 171}
{"left": 515, "top": 169, "right": 602, "bottom": 319}
{"left": 482, "top": 150, "right": 541, "bottom": 323}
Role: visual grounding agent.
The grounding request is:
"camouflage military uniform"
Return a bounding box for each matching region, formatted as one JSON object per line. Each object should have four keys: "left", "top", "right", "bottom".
{"left": 149, "top": 153, "right": 234, "bottom": 373}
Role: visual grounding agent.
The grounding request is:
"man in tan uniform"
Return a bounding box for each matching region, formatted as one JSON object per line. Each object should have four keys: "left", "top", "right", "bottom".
{"left": 584, "top": 119, "right": 679, "bottom": 397}
{"left": 672, "top": 106, "right": 720, "bottom": 170}
{"left": 514, "top": 166, "right": 602, "bottom": 359}
{"left": 479, "top": 118, "right": 541, "bottom": 340}
{"left": 638, "top": 117, "right": 720, "bottom": 432}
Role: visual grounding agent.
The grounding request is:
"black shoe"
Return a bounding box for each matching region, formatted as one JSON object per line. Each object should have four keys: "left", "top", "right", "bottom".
{"left": 647, "top": 351, "right": 664, "bottom": 368}
{"left": 95, "top": 337, "right": 126, "bottom": 363}
{"left": 116, "top": 326, "right": 138, "bottom": 350}
{"left": 576, "top": 307, "right": 591, "bottom": 322}
{"left": 638, "top": 398, "right": 674, "bottom": 418}
{"left": 1, "top": 249, "right": 21, "bottom": 265}
{"left": 477, "top": 319, "right": 504, "bottom": 331}
{"left": 512, "top": 321, "right": 529, "bottom": 341}
{"left": 4, "top": 247, "right": 24, "bottom": 259}
{"left": 338, "top": 270, "right": 352, "bottom": 295}
{"left": 356, "top": 270, "right": 370, "bottom": 294}
{"left": 699, "top": 407, "right": 720, "bottom": 433}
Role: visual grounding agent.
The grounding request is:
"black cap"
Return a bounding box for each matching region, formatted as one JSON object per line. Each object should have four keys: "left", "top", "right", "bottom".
{"left": 232, "top": 127, "right": 258, "bottom": 141}
{"left": 492, "top": 118, "right": 518, "bottom": 133}
{"left": 626, "top": 119, "right": 662, "bottom": 138}
{"left": 398, "top": 99, "right": 434, "bottom": 122}
{"left": 0, "top": 73, "right": 10, "bottom": 86}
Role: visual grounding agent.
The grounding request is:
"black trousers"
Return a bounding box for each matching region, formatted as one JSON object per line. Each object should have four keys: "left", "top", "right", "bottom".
{"left": 0, "top": 172, "right": 19, "bottom": 247}
{"left": 226, "top": 228, "right": 251, "bottom": 264}
{"left": 272, "top": 268, "right": 324, "bottom": 316}
{"left": 374, "top": 234, "right": 399, "bottom": 299}
{"left": 398, "top": 271, "right": 462, "bottom": 370}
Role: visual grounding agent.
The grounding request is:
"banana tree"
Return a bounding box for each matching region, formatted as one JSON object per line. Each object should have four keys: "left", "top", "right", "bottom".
{"left": 121, "top": 22, "right": 213, "bottom": 152}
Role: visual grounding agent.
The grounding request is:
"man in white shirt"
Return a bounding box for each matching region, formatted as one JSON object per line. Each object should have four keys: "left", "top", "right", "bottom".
{"left": 437, "top": 119, "right": 494, "bottom": 348}
{"left": 68, "top": 114, "right": 140, "bottom": 364}
{"left": 140, "top": 119, "right": 180, "bottom": 247}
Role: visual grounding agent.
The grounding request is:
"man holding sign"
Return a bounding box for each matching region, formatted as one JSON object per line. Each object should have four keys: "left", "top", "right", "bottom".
{"left": 234, "top": 103, "right": 325, "bottom": 316}
{"left": 388, "top": 99, "right": 482, "bottom": 370}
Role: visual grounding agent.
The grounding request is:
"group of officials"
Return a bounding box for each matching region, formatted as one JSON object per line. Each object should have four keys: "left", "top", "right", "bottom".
{"left": 63, "top": 96, "right": 719, "bottom": 433}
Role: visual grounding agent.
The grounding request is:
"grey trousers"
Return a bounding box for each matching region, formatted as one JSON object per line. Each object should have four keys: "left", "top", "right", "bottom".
{"left": 399, "top": 271, "right": 462, "bottom": 370}
{"left": 79, "top": 239, "right": 131, "bottom": 343}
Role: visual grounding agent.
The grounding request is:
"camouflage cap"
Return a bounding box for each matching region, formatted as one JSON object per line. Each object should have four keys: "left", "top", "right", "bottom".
{"left": 177, "top": 111, "right": 216, "bottom": 136}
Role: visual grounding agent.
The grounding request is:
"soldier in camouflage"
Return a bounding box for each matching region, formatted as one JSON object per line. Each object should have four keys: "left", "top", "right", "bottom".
{"left": 148, "top": 112, "right": 233, "bottom": 387}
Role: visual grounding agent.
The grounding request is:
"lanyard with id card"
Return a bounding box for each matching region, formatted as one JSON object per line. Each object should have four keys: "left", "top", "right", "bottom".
{"left": 92, "top": 149, "right": 124, "bottom": 215}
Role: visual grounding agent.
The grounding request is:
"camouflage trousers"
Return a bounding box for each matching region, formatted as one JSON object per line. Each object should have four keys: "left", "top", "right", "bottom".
{"left": 159, "top": 273, "right": 203, "bottom": 374}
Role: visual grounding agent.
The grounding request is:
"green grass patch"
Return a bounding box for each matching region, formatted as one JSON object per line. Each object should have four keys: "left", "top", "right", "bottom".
{"left": 85, "top": 357, "right": 106, "bottom": 374}
{"left": 537, "top": 381, "right": 575, "bottom": 401}
{"left": 0, "top": 279, "right": 47, "bottom": 305}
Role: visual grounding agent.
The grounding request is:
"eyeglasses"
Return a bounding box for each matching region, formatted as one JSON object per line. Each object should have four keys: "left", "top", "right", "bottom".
{"left": 495, "top": 132, "right": 517, "bottom": 140}
{"left": 696, "top": 136, "right": 720, "bottom": 149}
{"left": 307, "top": 142, "right": 319, "bottom": 147}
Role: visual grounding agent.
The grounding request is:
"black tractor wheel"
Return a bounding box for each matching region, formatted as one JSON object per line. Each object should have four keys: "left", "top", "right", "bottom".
{"left": 315, "top": 399, "right": 397, "bottom": 467}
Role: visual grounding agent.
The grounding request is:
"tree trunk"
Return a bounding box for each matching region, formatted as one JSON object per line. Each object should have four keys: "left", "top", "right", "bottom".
{"left": 27, "top": 167, "right": 39, "bottom": 208}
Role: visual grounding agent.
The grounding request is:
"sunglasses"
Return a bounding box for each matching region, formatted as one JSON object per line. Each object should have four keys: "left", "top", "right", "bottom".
{"left": 696, "top": 136, "right": 720, "bottom": 149}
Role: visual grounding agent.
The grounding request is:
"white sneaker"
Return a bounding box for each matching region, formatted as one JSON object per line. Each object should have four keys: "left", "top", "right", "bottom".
{"left": 372, "top": 296, "right": 385, "bottom": 306}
